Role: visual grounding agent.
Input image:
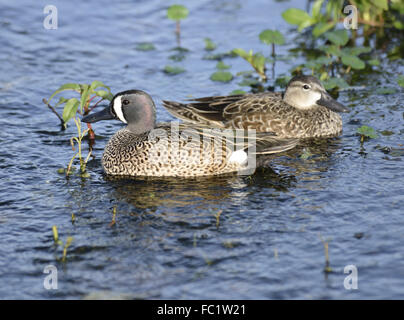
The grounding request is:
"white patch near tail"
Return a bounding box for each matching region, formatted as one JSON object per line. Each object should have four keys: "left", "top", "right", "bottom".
{"left": 113, "top": 96, "right": 127, "bottom": 123}
{"left": 229, "top": 149, "right": 248, "bottom": 165}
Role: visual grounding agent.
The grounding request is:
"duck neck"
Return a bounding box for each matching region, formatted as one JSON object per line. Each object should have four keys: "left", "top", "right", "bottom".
{"left": 126, "top": 104, "right": 156, "bottom": 135}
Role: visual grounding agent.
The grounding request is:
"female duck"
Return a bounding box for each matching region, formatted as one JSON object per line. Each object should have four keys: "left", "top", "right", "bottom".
{"left": 162, "top": 75, "right": 350, "bottom": 138}
{"left": 81, "top": 90, "right": 297, "bottom": 177}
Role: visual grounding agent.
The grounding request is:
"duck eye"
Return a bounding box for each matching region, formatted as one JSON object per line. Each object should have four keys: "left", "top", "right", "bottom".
{"left": 122, "top": 99, "right": 130, "bottom": 106}
{"left": 303, "top": 85, "right": 310, "bottom": 90}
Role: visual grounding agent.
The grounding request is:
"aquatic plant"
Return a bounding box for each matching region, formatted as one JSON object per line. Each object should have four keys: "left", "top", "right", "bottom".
{"left": 219, "top": 0, "right": 403, "bottom": 93}
{"left": 52, "top": 225, "right": 73, "bottom": 262}
{"left": 45, "top": 81, "right": 113, "bottom": 177}
{"left": 282, "top": 0, "right": 404, "bottom": 39}
{"left": 44, "top": 81, "right": 113, "bottom": 132}
{"left": 163, "top": 65, "right": 186, "bottom": 75}
{"left": 357, "top": 125, "right": 378, "bottom": 143}
{"left": 66, "top": 117, "right": 92, "bottom": 177}
{"left": 210, "top": 71, "right": 233, "bottom": 82}
{"left": 204, "top": 38, "right": 217, "bottom": 51}
{"left": 259, "top": 29, "right": 285, "bottom": 57}
{"left": 319, "top": 234, "right": 332, "bottom": 273}
{"left": 167, "top": 4, "right": 189, "bottom": 46}
{"left": 232, "top": 49, "right": 267, "bottom": 82}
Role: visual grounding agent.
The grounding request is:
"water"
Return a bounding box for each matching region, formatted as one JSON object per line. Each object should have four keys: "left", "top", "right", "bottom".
{"left": 1, "top": 0, "right": 404, "bottom": 299}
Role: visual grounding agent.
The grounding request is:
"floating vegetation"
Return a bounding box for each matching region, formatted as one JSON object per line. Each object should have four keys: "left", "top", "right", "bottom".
{"left": 135, "top": 42, "right": 155, "bottom": 51}
{"left": 204, "top": 38, "right": 217, "bottom": 51}
{"left": 397, "top": 75, "right": 404, "bottom": 87}
{"left": 374, "top": 87, "right": 397, "bottom": 95}
{"left": 216, "top": 61, "right": 230, "bottom": 70}
{"left": 163, "top": 65, "right": 186, "bottom": 75}
{"left": 229, "top": 89, "right": 246, "bottom": 95}
{"left": 210, "top": 71, "right": 233, "bottom": 82}
{"left": 357, "top": 125, "right": 378, "bottom": 143}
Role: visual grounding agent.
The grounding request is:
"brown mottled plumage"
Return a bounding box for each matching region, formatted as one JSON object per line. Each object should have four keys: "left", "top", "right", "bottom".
{"left": 163, "top": 75, "right": 350, "bottom": 139}
{"left": 82, "top": 90, "right": 298, "bottom": 177}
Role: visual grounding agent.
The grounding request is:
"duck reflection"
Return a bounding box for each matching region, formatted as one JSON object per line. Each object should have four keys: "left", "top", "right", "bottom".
{"left": 104, "top": 137, "right": 341, "bottom": 210}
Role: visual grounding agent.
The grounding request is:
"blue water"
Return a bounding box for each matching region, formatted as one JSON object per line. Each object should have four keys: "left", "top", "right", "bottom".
{"left": 0, "top": 0, "right": 404, "bottom": 299}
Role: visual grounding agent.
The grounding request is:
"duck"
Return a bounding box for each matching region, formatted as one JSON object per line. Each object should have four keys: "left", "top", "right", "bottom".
{"left": 162, "top": 75, "right": 350, "bottom": 139}
{"left": 81, "top": 90, "right": 298, "bottom": 177}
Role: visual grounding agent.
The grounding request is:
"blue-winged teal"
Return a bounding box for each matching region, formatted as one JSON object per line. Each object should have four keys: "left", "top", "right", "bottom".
{"left": 162, "top": 75, "right": 350, "bottom": 138}
{"left": 81, "top": 90, "right": 297, "bottom": 177}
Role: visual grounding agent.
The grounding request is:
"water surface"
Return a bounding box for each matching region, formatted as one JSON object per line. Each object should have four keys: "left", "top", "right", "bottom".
{"left": 0, "top": 0, "right": 404, "bottom": 299}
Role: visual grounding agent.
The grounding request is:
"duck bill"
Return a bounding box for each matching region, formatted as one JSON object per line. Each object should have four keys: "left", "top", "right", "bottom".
{"left": 317, "top": 92, "right": 350, "bottom": 113}
{"left": 81, "top": 105, "right": 116, "bottom": 123}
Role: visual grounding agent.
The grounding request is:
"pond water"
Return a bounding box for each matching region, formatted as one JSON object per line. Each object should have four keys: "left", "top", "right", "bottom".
{"left": 1, "top": 0, "right": 404, "bottom": 299}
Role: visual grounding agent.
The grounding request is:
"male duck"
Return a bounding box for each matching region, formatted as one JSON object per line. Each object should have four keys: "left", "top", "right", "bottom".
{"left": 162, "top": 75, "right": 350, "bottom": 139}
{"left": 81, "top": 90, "right": 297, "bottom": 177}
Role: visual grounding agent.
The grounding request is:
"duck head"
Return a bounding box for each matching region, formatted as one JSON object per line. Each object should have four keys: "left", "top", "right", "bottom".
{"left": 283, "top": 75, "right": 350, "bottom": 113}
{"left": 82, "top": 90, "right": 156, "bottom": 134}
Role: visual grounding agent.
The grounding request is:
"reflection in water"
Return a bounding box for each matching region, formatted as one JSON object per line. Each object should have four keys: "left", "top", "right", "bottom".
{"left": 104, "top": 137, "right": 341, "bottom": 210}
{"left": 105, "top": 174, "right": 248, "bottom": 209}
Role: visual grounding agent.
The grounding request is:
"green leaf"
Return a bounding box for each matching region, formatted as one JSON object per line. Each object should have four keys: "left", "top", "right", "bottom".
{"left": 393, "top": 20, "right": 404, "bottom": 30}
{"left": 90, "top": 80, "right": 110, "bottom": 91}
{"left": 62, "top": 98, "right": 79, "bottom": 123}
{"left": 311, "top": 0, "right": 324, "bottom": 18}
{"left": 323, "top": 77, "right": 349, "bottom": 90}
{"left": 367, "top": 59, "right": 380, "bottom": 66}
{"left": 95, "top": 90, "right": 114, "bottom": 101}
{"left": 315, "top": 56, "right": 334, "bottom": 65}
{"left": 319, "top": 45, "right": 342, "bottom": 56}
{"left": 204, "top": 38, "right": 217, "bottom": 51}
{"left": 397, "top": 75, "right": 404, "bottom": 88}
{"left": 325, "top": 29, "right": 349, "bottom": 46}
{"left": 342, "top": 55, "right": 365, "bottom": 69}
{"left": 312, "top": 21, "right": 335, "bottom": 37}
{"left": 342, "top": 46, "right": 372, "bottom": 56}
{"left": 357, "top": 126, "right": 378, "bottom": 139}
{"left": 216, "top": 61, "right": 230, "bottom": 70}
{"left": 135, "top": 42, "right": 155, "bottom": 51}
{"left": 275, "top": 76, "right": 291, "bottom": 88}
{"left": 163, "top": 65, "right": 186, "bottom": 75}
{"left": 372, "top": 0, "right": 388, "bottom": 10}
{"left": 251, "top": 54, "right": 266, "bottom": 74}
{"left": 55, "top": 97, "right": 69, "bottom": 107}
{"left": 80, "top": 84, "right": 90, "bottom": 113}
{"left": 210, "top": 71, "right": 233, "bottom": 82}
{"left": 229, "top": 89, "right": 246, "bottom": 95}
{"left": 48, "top": 83, "right": 81, "bottom": 103}
{"left": 259, "top": 29, "right": 285, "bottom": 45}
{"left": 282, "top": 8, "right": 312, "bottom": 26}
{"left": 167, "top": 5, "right": 189, "bottom": 21}
{"left": 374, "top": 87, "right": 397, "bottom": 95}
{"left": 232, "top": 48, "right": 249, "bottom": 60}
